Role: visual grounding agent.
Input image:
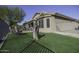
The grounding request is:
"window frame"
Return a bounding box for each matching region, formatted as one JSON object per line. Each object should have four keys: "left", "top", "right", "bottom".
{"left": 39, "top": 19, "right": 44, "bottom": 28}
{"left": 46, "top": 18, "right": 50, "bottom": 28}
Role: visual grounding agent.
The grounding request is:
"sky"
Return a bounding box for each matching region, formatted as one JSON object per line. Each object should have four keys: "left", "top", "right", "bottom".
{"left": 8, "top": 5, "right": 79, "bottom": 25}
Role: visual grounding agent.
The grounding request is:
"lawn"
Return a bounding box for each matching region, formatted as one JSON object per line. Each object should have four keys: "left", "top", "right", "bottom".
{"left": 0, "top": 32, "right": 79, "bottom": 53}
{"left": 0, "top": 33, "right": 53, "bottom": 53}
{"left": 37, "top": 33, "right": 79, "bottom": 53}
{"left": 22, "top": 41, "right": 53, "bottom": 53}
{"left": 0, "top": 33, "right": 33, "bottom": 53}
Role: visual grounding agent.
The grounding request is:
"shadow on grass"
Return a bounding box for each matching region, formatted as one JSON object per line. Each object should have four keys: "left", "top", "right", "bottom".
{"left": 38, "top": 34, "right": 45, "bottom": 39}
{"left": 15, "top": 32, "right": 27, "bottom": 35}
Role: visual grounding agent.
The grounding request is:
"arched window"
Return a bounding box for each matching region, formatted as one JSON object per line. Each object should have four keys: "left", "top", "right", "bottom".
{"left": 46, "top": 18, "right": 50, "bottom": 28}
{"left": 39, "top": 19, "right": 44, "bottom": 28}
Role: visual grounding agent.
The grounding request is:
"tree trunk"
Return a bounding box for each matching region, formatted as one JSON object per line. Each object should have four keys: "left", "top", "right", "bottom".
{"left": 9, "top": 27, "right": 12, "bottom": 34}
{"left": 14, "top": 26, "right": 18, "bottom": 33}
{"left": 10, "top": 25, "right": 18, "bottom": 33}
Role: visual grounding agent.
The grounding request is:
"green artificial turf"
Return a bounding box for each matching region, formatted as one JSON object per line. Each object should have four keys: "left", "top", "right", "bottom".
{"left": 37, "top": 33, "right": 79, "bottom": 53}
{"left": 1, "top": 32, "right": 79, "bottom": 53}
{"left": 21, "top": 41, "right": 53, "bottom": 53}
{"left": 0, "top": 33, "right": 53, "bottom": 53}
{"left": 0, "top": 33, "right": 33, "bottom": 53}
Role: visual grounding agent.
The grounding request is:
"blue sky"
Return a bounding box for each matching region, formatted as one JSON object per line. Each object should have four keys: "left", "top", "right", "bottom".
{"left": 8, "top": 5, "right": 79, "bottom": 24}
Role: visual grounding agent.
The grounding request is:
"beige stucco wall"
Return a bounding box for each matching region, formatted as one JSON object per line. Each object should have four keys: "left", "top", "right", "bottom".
{"left": 32, "top": 14, "right": 79, "bottom": 34}
{"left": 37, "top": 16, "right": 56, "bottom": 33}
{"left": 38, "top": 17, "right": 51, "bottom": 33}
{"left": 37, "top": 15, "right": 79, "bottom": 33}
{"left": 55, "top": 17, "right": 79, "bottom": 34}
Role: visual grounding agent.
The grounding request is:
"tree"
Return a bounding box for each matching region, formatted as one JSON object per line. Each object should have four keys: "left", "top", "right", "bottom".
{"left": 0, "top": 6, "right": 25, "bottom": 33}
{"left": 9, "top": 7, "right": 25, "bottom": 33}
{"left": 0, "top": 6, "right": 12, "bottom": 33}
{"left": 0, "top": 6, "right": 9, "bottom": 21}
{"left": 6, "top": 7, "right": 25, "bottom": 33}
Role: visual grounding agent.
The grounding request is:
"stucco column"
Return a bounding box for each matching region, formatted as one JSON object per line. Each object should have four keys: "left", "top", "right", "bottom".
{"left": 33, "top": 20, "right": 38, "bottom": 40}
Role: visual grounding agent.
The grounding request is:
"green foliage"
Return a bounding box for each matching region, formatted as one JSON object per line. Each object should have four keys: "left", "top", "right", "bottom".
{"left": 0, "top": 6, "right": 25, "bottom": 26}
{"left": 0, "top": 6, "right": 9, "bottom": 20}
{"left": 9, "top": 7, "right": 25, "bottom": 24}
{"left": 0, "top": 6, "right": 25, "bottom": 33}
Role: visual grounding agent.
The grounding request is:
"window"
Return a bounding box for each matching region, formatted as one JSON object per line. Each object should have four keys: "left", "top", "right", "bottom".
{"left": 75, "top": 26, "right": 79, "bottom": 30}
{"left": 39, "top": 19, "right": 44, "bottom": 28}
{"left": 46, "top": 18, "right": 50, "bottom": 28}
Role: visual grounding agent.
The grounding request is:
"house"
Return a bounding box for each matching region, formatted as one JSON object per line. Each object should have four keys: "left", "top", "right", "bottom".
{"left": 23, "top": 12, "right": 79, "bottom": 38}
{"left": 0, "top": 20, "right": 10, "bottom": 43}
